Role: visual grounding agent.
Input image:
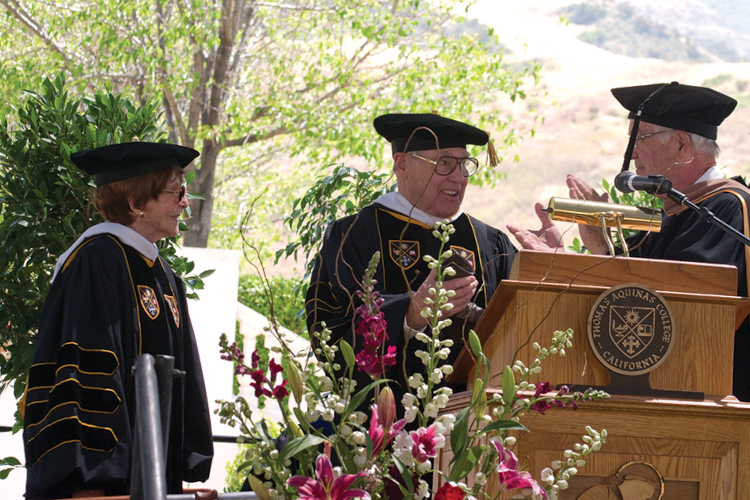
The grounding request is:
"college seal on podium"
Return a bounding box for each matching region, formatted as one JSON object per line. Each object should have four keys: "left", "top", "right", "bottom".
{"left": 588, "top": 283, "right": 675, "bottom": 376}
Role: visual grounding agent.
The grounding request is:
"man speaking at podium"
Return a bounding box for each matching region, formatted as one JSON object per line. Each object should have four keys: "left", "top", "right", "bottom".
{"left": 306, "top": 113, "right": 516, "bottom": 411}
{"left": 508, "top": 82, "right": 750, "bottom": 401}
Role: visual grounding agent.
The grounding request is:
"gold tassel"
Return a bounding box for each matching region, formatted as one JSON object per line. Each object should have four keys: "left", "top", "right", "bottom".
{"left": 485, "top": 131, "right": 499, "bottom": 168}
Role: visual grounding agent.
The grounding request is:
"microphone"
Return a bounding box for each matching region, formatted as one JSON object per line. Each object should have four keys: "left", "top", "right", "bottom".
{"left": 614, "top": 171, "right": 673, "bottom": 195}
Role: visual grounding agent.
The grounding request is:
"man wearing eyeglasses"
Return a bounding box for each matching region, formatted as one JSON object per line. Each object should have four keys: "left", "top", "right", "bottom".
{"left": 306, "top": 113, "right": 516, "bottom": 412}
{"left": 510, "top": 82, "right": 750, "bottom": 402}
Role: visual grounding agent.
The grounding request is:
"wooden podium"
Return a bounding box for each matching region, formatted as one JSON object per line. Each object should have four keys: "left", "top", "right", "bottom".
{"left": 436, "top": 250, "right": 750, "bottom": 499}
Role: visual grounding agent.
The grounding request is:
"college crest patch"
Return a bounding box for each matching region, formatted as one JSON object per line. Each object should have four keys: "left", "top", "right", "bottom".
{"left": 390, "top": 240, "right": 420, "bottom": 270}
{"left": 164, "top": 294, "right": 180, "bottom": 328}
{"left": 137, "top": 285, "right": 160, "bottom": 320}
{"left": 450, "top": 246, "right": 475, "bottom": 270}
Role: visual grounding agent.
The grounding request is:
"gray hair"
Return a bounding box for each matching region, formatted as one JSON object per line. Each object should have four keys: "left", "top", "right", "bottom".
{"left": 394, "top": 150, "right": 422, "bottom": 172}
{"left": 650, "top": 124, "right": 720, "bottom": 159}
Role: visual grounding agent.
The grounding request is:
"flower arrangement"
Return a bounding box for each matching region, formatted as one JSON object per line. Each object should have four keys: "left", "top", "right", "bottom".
{"left": 217, "top": 222, "right": 609, "bottom": 500}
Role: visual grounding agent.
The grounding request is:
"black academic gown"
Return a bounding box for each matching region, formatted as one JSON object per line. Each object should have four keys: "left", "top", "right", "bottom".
{"left": 23, "top": 233, "right": 213, "bottom": 499}
{"left": 625, "top": 181, "right": 750, "bottom": 401}
{"left": 306, "top": 204, "right": 516, "bottom": 412}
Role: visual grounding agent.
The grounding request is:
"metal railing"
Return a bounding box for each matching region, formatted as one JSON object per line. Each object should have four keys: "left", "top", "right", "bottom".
{"left": 131, "top": 354, "right": 257, "bottom": 500}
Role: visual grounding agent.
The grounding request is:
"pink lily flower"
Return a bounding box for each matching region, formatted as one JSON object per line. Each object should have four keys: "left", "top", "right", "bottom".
{"left": 491, "top": 439, "right": 548, "bottom": 499}
{"left": 287, "top": 454, "right": 370, "bottom": 500}
{"left": 369, "top": 404, "right": 407, "bottom": 457}
{"left": 410, "top": 423, "right": 441, "bottom": 464}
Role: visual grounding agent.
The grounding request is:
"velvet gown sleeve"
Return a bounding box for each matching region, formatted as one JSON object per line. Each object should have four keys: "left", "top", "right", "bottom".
{"left": 23, "top": 238, "right": 140, "bottom": 499}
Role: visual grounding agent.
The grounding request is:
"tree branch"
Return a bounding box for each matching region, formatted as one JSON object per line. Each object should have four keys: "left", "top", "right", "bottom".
{"left": 160, "top": 77, "right": 188, "bottom": 145}
{"left": 222, "top": 124, "right": 289, "bottom": 148}
{"left": 0, "top": 0, "right": 74, "bottom": 68}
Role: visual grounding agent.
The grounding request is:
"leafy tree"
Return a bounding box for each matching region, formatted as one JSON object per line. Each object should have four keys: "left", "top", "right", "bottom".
{"left": 0, "top": 0, "right": 540, "bottom": 248}
{"left": 0, "top": 76, "right": 204, "bottom": 417}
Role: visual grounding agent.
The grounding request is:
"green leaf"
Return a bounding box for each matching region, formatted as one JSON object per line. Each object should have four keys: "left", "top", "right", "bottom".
{"left": 185, "top": 170, "right": 196, "bottom": 184}
{"left": 236, "top": 459, "right": 253, "bottom": 473}
{"left": 1, "top": 456, "right": 21, "bottom": 466}
{"left": 340, "top": 340, "right": 355, "bottom": 368}
{"left": 448, "top": 445, "right": 482, "bottom": 482}
{"left": 344, "top": 379, "right": 389, "bottom": 418}
{"left": 256, "top": 419, "right": 273, "bottom": 442}
{"left": 335, "top": 440, "right": 357, "bottom": 473}
{"left": 475, "top": 419, "right": 528, "bottom": 439}
{"left": 276, "top": 435, "right": 326, "bottom": 468}
{"left": 0, "top": 468, "right": 11, "bottom": 480}
{"left": 391, "top": 454, "right": 413, "bottom": 495}
{"left": 449, "top": 406, "right": 470, "bottom": 465}
{"left": 502, "top": 365, "right": 515, "bottom": 408}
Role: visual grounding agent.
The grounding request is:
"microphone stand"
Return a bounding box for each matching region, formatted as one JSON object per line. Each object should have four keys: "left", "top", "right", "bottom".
{"left": 666, "top": 188, "right": 750, "bottom": 247}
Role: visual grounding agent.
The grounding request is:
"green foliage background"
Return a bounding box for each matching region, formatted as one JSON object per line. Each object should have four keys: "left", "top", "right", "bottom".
{"left": 237, "top": 275, "right": 306, "bottom": 337}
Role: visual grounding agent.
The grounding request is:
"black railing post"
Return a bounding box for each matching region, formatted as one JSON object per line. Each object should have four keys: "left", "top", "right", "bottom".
{"left": 130, "top": 354, "right": 167, "bottom": 500}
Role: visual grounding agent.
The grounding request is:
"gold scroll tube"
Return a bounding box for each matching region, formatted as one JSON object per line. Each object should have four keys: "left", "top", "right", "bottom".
{"left": 546, "top": 197, "right": 662, "bottom": 257}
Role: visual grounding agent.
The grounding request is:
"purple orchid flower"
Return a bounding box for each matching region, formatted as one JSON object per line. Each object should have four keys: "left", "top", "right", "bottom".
{"left": 287, "top": 454, "right": 370, "bottom": 500}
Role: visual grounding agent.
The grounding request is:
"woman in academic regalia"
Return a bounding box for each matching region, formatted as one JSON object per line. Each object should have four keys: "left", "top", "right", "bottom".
{"left": 22, "top": 142, "right": 213, "bottom": 499}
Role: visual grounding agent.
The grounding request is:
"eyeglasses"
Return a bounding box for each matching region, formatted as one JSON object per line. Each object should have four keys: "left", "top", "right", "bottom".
{"left": 409, "top": 153, "right": 479, "bottom": 177}
{"left": 632, "top": 131, "right": 668, "bottom": 147}
{"left": 162, "top": 182, "right": 187, "bottom": 201}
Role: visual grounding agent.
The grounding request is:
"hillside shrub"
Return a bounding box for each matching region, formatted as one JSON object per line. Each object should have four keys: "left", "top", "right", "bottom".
{"left": 237, "top": 275, "right": 307, "bottom": 337}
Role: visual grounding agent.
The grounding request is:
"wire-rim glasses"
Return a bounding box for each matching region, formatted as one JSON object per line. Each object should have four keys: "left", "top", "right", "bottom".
{"left": 162, "top": 182, "right": 187, "bottom": 201}
{"left": 409, "top": 153, "right": 479, "bottom": 177}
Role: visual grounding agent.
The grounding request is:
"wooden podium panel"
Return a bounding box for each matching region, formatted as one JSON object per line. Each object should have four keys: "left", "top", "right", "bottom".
{"left": 508, "top": 250, "right": 739, "bottom": 296}
{"left": 436, "top": 391, "right": 750, "bottom": 499}
{"left": 452, "top": 251, "right": 750, "bottom": 398}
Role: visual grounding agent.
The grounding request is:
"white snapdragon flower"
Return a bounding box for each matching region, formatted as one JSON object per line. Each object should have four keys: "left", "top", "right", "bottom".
{"left": 352, "top": 431, "right": 366, "bottom": 446}
{"left": 319, "top": 376, "right": 333, "bottom": 391}
{"left": 353, "top": 450, "right": 367, "bottom": 468}
{"left": 415, "top": 480, "right": 430, "bottom": 500}
{"left": 408, "top": 374, "right": 424, "bottom": 389}
{"left": 321, "top": 408, "right": 335, "bottom": 422}
{"left": 438, "top": 414, "right": 456, "bottom": 430}
{"left": 417, "top": 459, "right": 431, "bottom": 475}
{"left": 424, "top": 403, "right": 438, "bottom": 418}
{"left": 404, "top": 405, "right": 419, "bottom": 423}
{"left": 402, "top": 393, "right": 417, "bottom": 406}
{"left": 541, "top": 467, "right": 554, "bottom": 484}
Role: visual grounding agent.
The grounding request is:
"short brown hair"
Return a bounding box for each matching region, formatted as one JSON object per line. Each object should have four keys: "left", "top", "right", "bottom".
{"left": 93, "top": 166, "right": 185, "bottom": 225}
